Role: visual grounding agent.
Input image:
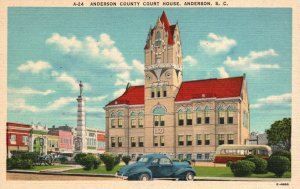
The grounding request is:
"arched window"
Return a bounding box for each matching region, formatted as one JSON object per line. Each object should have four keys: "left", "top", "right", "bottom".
{"left": 217, "top": 106, "right": 225, "bottom": 125}
{"left": 130, "top": 112, "right": 137, "bottom": 128}
{"left": 155, "top": 31, "right": 162, "bottom": 46}
{"left": 110, "top": 112, "right": 117, "bottom": 128}
{"left": 138, "top": 112, "right": 144, "bottom": 128}
{"left": 163, "top": 84, "right": 167, "bottom": 97}
{"left": 151, "top": 86, "right": 155, "bottom": 98}
{"left": 117, "top": 111, "right": 124, "bottom": 128}
{"left": 227, "top": 106, "right": 235, "bottom": 124}
{"left": 196, "top": 107, "right": 202, "bottom": 125}
{"left": 157, "top": 86, "right": 161, "bottom": 98}
{"left": 186, "top": 109, "right": 193, "bottom": 126}
{"left": 178, "top": 109, "right": 184, "bottom": 126}
{"left": 204, "top": 106, "right": 210, "bottom": 124}
{"left": 153, "top": 106, "right": 166, "bottom": 126}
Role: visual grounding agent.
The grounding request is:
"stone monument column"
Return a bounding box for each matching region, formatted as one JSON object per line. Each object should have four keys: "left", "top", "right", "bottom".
{"left": 75, "top": 81, "right": 87, "bottom": 153}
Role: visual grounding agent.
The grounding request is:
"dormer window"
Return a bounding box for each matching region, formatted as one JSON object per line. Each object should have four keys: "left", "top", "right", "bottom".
{"left": 155, "top": 31, "right": 162, "bottom": 46}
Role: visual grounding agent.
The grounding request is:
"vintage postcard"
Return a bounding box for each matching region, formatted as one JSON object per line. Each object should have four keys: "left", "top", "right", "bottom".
{"left": 0, "top": 0, "right": 299, "bottom": 188}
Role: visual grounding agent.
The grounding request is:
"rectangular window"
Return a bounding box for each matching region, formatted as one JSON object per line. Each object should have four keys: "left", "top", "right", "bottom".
{"left": 178, "top": 135, "right": 184, "bottom": 146}
{"left": 132, "top": 154, "right": 136, "bottom": 160}
{"left": 219, "top": 111, "right": 225, "bottom": 124}
{"left": 154, "top": 115, "right": 159, "bottom": 126}
{"left": 196, "top": 111, "right": 202, "bottom": 124}
{"left": 160, "top": 115, "right": 165, "bottom": 126}
{"left": 205, "top": 153, "right": 210, "bottom": 160}
{"left": 131, "top": 137, "right": 136, "bottom": 147}
{"left": 228, "top": 111, "right": 234, "bottom": 124}
{"left": 205, "top": 134, "right": 210, "bottom": 145}
{"left": 22, "top": 136, "right": 28, "bottom": 144}
{"left": 160, "top": 136, "right": 165, "bottom": 146}
{"left": 138, "top": 117, "right": 143, "bottom": 128}
{"left": 118, "top": 119, "right": 123, "bottom": 128}
{"left": 218, "top": 134, "right": 225, "bottom": 145}
{"left": 186, "top": 135, "right": 192, "bottom": 146}
{"left": 205, "top": 117, "right": 210, "bottom": 124}
{"left": 197, "top": 154, "right": 202, "bottom": 160}
{"left": 154, "top": 136, "right": 158, "bottom": 147}
{"left": 186, "top": 154, "right": 192, "bottom": 160}
{"left": 118, "top": 137, "right": 122, "bottom": 147}
{"left": 138, "top": 137, "right": 144, "bottom": 147}
{"left": 178, "top": 112, "right": 184, "bottom": 126}
{"left": 205, "top": 111, "right": 210, "bottom": 124}
{"left": 196, "top": 134, "right": 202, "bottom": 145}
{"left": 111, "top": 137, "right": 116, "bottom": 147}
{"left": 178, "top": 154, "right": 184, "bottom": 160}
{"left": 186, "top": 112, "right": 192, "bottom": 125}
{"left": 111, "top": 119, "right": 116, "bottom": 128}
{"left": 228, "top": 134, "right": 234, "bottom": 144}
{"left": 131, "top": 119, "right": 136, "bottom": 128}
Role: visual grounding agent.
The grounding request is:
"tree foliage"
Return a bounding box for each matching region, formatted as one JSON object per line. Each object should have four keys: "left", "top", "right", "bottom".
{"left": 266, "top": 118, "right": 291, "bottom": 151}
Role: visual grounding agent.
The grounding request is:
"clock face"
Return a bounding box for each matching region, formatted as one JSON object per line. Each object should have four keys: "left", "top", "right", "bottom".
{"left": 165, "top": 71, "right": 172, "bottom": 79}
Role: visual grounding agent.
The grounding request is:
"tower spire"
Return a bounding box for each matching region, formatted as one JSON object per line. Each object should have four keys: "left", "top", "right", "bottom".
{"left": 79, "top": 81, "right": 83, "bottom": 97}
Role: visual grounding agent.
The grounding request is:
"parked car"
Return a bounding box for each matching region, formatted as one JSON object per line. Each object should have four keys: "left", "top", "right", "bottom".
{"left": 116, "top": 154, "right": 196, "bottom": 181}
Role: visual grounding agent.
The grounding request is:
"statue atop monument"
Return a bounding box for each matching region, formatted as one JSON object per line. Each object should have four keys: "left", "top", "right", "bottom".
{"left": 79, "top": 81, "right": 83, "bottom": 97}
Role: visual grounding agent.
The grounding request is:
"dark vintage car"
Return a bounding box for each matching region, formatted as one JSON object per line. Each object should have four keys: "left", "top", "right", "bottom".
{"left": 116, "top": 154, "right": 196, "bottom": 181}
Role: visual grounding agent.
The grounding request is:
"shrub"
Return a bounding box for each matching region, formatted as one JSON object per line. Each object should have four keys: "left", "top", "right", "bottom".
{"left": 247, "top": 157, "right": 268, "bottom": 174}
{"left": 94, "top": 158, "right": 101, "bottom": 169}
{"left": 226, "top": 161, "right": 233, "bottom": 167}
{"left": 74, "top": 153, "right": 87, "bottom": 164}
{"left": 114, "top": 155, "right": 121, "bottom": 166}
{"left": 13, "top": 152, "right": 39, "bottom": 163}
{"left": 268, "top": 156, "right": 290, "bottom": 177}
{"left": 244, "top": 154, "right": 258, "bottom": 160}
{"left": 7, "top": 156, "right": 34, "bottom": 169}
{"left": 122, "top": 156, "right": 131, "bottom": 165}
{"left": 100, "top": 153, "right": 116, "bottom": 171}
{"left": 271, "top": 150, "right": 291, "bottom": 161}
{"left": 230, "top": 160, "right": 255, "bottom": 177}
{"left": 80, "top": 154, "right": 97, "bottom": 170}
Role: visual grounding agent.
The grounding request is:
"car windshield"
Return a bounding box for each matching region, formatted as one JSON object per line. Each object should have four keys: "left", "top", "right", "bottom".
{"left": 138, "top": 157, "right": 149, "bottom": 163}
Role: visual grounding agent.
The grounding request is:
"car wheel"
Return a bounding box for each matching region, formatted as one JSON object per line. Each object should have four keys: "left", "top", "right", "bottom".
{"left": 185, "top": 171, "right": 194, "bottom": 181}
{"left": 139, "top": 173, "right": 151, "bottom": 181}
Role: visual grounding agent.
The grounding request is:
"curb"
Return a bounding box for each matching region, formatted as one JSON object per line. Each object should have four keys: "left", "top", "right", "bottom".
{"left": 194, "top": 176, "right": 291, "bottom": 182}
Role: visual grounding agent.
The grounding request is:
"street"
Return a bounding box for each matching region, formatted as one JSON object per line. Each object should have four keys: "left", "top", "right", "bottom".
{"left": 6, "top": 173, "right": 122, "bottom": 181}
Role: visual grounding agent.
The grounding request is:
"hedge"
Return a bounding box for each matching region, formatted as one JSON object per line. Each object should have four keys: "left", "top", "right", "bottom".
{"left": 230, "top": 160, "right": 255, "bottom": 177}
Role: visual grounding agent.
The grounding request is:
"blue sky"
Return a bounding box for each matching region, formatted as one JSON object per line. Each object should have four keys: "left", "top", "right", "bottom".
{"left": 8, "top": 8, "right": 291, "bottom": 132}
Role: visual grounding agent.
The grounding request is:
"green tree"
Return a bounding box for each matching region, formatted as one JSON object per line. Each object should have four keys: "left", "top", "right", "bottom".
{"left": 266, "top": 118, "right": 291, "bottom": 151}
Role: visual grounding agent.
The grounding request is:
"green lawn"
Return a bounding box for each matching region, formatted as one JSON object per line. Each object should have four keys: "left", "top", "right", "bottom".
{"left": 28, "top": 165, "right": 70, "bottom": 171}
{"left": 64, "top": 165, "right": 291, "bottom": 178}
{"left": 64, "top": 165, "right": 125, "bottom": 174}
{"left": 194, "top": 166, "right": 291, "bottom": 178}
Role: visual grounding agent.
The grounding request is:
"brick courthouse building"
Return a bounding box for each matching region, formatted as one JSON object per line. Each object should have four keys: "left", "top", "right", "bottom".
{"left": 105, "top": 12, "right": 250, "bottom": 160}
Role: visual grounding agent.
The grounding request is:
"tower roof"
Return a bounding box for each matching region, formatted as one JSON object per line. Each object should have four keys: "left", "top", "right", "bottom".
{"left": 106, "top": 76, "right": 244, "bottom": 107}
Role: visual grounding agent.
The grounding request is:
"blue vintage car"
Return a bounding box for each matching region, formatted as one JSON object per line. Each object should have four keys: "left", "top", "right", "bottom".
{"left": 116, "top": 154, "right": 196, "bottom": 181}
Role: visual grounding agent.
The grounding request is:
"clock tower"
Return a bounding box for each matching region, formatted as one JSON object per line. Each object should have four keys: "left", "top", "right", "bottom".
{"left": 143, "top": 11, "right": 182, "bottom": 157}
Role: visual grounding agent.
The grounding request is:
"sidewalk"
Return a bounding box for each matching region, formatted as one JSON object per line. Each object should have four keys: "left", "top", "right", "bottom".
{"left": 39, "top": 164, "right": 82, "bottom": 173}
{"left": 194, "top": 176, "right": 291, "bottom": 182}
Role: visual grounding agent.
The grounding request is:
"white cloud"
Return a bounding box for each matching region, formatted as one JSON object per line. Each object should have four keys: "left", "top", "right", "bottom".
{"left": 9, "top": 97, "right": 74, "bottom": 112}
{"left": 51, "top": 71, "right": 91, "bottom": 91}
{"left": 46, "top": 33, "right": 142, "bottom": 87}
{"left": 183, "top": 55, "right": 198, "bottom": 66}
{"left": 132, "top": 59, "right": 144, "bottom": 74}
{"left": 9, "top": 87, "right": 55, "bottom": 96}
{"left": 217, "top": 67, "right": 229, "bottom": 78}
{"left": 18, "top": 60, "right": 52, "bottom": 73}
{"left": 250, "top": 93, "right": 291, "bottom": 109}
{"left": 113, "top": 88, "right": 126, "bottom": 97}
{"left": 224, "top": 49, "right": 280, "bottom": 70}
{"left": 85, "top": 95, "right": 108, "bottom": 102}
{"left": 46, "top": 33, "right": 82, "bottom": 53}
{"left": 200, "top": 33, "right": 236, "bottom": 55}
